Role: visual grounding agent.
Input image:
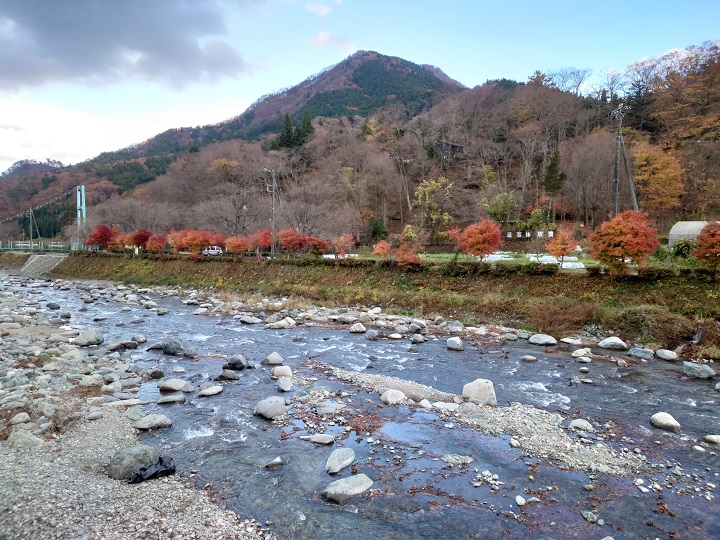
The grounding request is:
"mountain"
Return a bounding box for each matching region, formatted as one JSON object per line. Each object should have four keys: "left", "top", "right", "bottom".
{"left": 0, "top": 159, "right": 64, "bottom": 180}
{"left": 92, "top": 51, "right": 464, "bottom": 163}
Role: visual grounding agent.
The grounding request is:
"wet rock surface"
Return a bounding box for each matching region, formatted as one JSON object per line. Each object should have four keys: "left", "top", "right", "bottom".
{"left": 0, "top": 274, "right": 717, "bottom": 539}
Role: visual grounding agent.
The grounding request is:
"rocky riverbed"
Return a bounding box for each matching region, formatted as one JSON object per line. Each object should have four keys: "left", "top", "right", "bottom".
{"left": 0, "top": 274, "right": 718, "bottom": 539}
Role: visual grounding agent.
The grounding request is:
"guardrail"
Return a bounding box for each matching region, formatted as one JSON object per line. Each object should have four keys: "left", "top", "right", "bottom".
{"left": 0, "top": 240, "right": 82, "bottom": 252}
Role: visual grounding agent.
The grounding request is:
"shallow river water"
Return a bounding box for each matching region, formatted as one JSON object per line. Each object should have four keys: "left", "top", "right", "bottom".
{"left": 35, "top": 282, "right": 720, "bottom": 539}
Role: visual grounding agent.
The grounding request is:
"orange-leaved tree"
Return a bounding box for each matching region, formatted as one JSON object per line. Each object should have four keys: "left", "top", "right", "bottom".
{"left": 691, "top": 221, "right": 720, "bottom": 276}
{"left": 588, "top": 211, "right": 659, "bottom": 273}
{"left": 394, "top": 243, "right": 421, "bottom": 268}
{"left": 249, "top": 229, "right": 273, "bottom": 252}
{"left": 458, "top": 220, "right": 502, "bottom": 260}
{"left": 306, "top": 236, "right": 330, "bottom": 255}
{"left": 85, "top": 225, "right": 118, "bottom": 250}
{"left": 545, "top": 228, "right": 578, "bottom": 265}
{"left": 278, "top": 228, "right": 307, "bottom": 254}
{"left": 332, "top": 234, "right": 355, "bottom": 257}
{"left": 225, "top": 236, "right": 249, "bottom": 254}
{"left": 372, "top": 240, "right": 391, "bottom": 260}
{"left": 145, "top": 234, "right": 166, "bottom": 252}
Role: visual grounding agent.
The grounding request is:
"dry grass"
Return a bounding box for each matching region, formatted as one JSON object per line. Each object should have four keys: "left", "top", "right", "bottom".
{"left": 601, "top": 305, "right": 695, "bottom": 347}
{"left": 525, "top": 297, "right": 598, "bottom": 335}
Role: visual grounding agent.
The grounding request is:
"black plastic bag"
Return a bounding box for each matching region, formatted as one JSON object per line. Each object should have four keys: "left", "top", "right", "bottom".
{"left": 128, "top": 455, "right": 176, "bottom": 484}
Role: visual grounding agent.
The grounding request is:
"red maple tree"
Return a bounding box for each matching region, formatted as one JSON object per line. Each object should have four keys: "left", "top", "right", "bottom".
{"left": 225, "top": 236, "right": 249, "bottom": 254}
{"left": 278, "top": 228, "right": 308, "bottom": 253}
{"left": 588, "top": 211, "right": 659, "bottom": 273}
{"left": 458, "top": 220, "right": 502, "bottom": 260}
{"left": 372, "top": 240, "right": 391, "bottom": 260}
{"left": 84, "top": 225, "right": 118, "bottom": 250}
{"left": 691, "top": 221, "right": 720, "bottom": 276}
{"left": 545, "top": 228, "right": 578, "bottom": 265}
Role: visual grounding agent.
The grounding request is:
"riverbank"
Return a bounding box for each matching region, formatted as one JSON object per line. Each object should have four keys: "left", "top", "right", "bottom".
{"left": 41, "top": 251, "right": 720, "bottom": 355}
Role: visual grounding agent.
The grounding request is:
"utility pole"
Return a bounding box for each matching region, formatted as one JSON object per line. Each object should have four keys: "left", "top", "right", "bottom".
{"left": 262, "top": 168, "right": 276, "bottom": 259}
{"left": 610, "top": 105, "right": 639, "bottom": 217}
{"left": 76, "top": 185, "right": 86, "bottom": 240}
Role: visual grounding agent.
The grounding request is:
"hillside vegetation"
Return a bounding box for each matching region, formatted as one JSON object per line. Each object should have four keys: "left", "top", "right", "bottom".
{"left": 1, "top": 42, "right": 719, "bottom": 242}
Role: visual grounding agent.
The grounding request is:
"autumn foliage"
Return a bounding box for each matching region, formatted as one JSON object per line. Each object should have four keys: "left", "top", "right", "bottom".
{"left": 84, "top": 225, "right": 118, "bottom": 250}
{"left": 225, "top": 235, "right": 250, "bottom": 254}
{"left": 691, "top": 221, "right": 720, "bottom": 276}
{"left": 278, "top": 228, "right": 307, "bottom": 253}
{"left": 306, "top": 236, "right": 331, "bottom": 254}
{"left": 458, "top": 220, "right": 502, "bottom": 260}
{"left": 394, "top": 243, "right": 421, "bottom": 267}
{"left": 331, "top": 234, "right": 355, "bottom": 257}
{"left": 145, "top": 234, "right": 166, "bottom": 251}
{"left": 545, "top": 228, "right": 578, "bottom": 264}
{"left": 588, "top": 211, "right": 659, "bottom": 273}
{"left": 372, "top": 240, "right": 391, "bottom": 259}
{"left": 129, "top": 229, "right": 152, "bottom": 249}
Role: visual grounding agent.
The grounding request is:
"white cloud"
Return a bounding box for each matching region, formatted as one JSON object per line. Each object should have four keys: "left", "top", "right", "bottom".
{"left": 311, "top": 30, "right": 354, "bottom": 53}
{"left": 306, "top": 3, "right": 333, "bottom": 16}
{"left": 0, "top": 97, "right": 253, "bottom": 173}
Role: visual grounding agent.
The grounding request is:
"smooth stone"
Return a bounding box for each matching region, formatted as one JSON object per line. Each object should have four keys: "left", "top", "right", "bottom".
{"left": 132, "top": 414, "right": 172, "bottom": 430}
{"left": 380, "top": 389, "right": 406, "bottom": 405}
{"left": 198, "top": 385, "right": 223, "bottom": 397}
{"left": 515, "top": 495, "right": 526, "bottom": 506}
{"left": 264, "top": 456, "right": 284, "bottom": 469}
{"left": 441, "top": 454, "right": 473, "bottom": 465}
{"left": 223, "top": 354, "right": 249, "bottom": 371}
{"left": 462, "top": 378, "right": 497, "bottom": 406}
{"left": 560, "top": 337, "right": 583, "bottom": 345}
{"left": 568, "top": 419, "right": 594, "bottom": 432}
{"left": 598, "top": 336, "right": 627, "bottom": 350}
{"left": 272, "top": 365, "right": 292, "bottom": 378}
{"left": 411, "top": 334, "right": 426, "bottom": 344}
{"left": 254, "top": 396, "right": 288, "bottom": 419}
{"left": 74, "top": 329, "right": 104, "bottom": 347}
{"left": 572, "top": 348, "right": 592, "bottom": 357}
{"left": 10, "top": 412, "right": 30, "bottom": 425}
{"left": 528, "top": 334, "right": 557, "bottom": 346}
{"left": 656, "top": 349, "right": 678, "bottom": 361}
{"left": 504, "top": 333, "right": 518, "bottom": 341}
{"left": 299, "top": 434, "right": 335, "bottom": 445}
{"left": 576, "top": 357, "right": 592, "bottom": 363}
{"left": 323, "top": 474, "right": 374, "bottom": 503}
{"left": 157, "top": 378, "right": 195, "bottom": 392}
{"left": 628, "top": 347, "right": 655, "bottom": 360}
{"left": 365, "top": 329, "right": 380, "bottom": 340}
{"left": 315, "top": 401, "right": 345, "bottom": 415}
{"left": 349, "top": 322, "right": 366, "bottom": 333}
{"left": 124, "top": 407, "right": 146, "bottom": 422}
{"left": 216, "top": 369, "right": 241, "bottom": 381}
{"left": 161, "top": 337, "right": 196, "bottom": 357}
{"left": 5, "top": 430, "right": 45, "bottom": 449}
{"left": 683, "top": 361, "right": 716, "bottom": 379}
{"left": 650, "top": 412, "right": 681, "bottom": 432}
{"left": 702, "top": 435, "right": 720, "bottom": 445}
{"left": 325, "top": 448, "right": 355, "bottom": 474}
{"left": 521, "top": 355, "right": 537, "bottom": 363}
{"left": 157, "top": 395, "right": 185, "bottom": 404}
{"left": 446, "top": 337, "right": 463, "bottom": 351}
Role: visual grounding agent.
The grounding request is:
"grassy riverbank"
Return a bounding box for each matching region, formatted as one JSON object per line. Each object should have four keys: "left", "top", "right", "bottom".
{"left": 33, "top": 251, "right": 719, "bottom": 356}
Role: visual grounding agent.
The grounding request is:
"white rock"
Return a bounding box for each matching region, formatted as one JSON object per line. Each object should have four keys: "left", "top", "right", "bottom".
{"left": 157, "top": 378, "right": 195, "bottom": 392}
{"left": 380, "top": 389, "right": 406, "bottom": 405}
{"left": 572, "top": 348, "right": 592, "bottom": 358}
{"left": 598, "top": 336, "right": 628, "bottom": 350}
{"left": 560, "top": 337, "right": 583, "bottom": 345}
{"left": 568, "top": 419, "right": 594, "bottom": 432}
{"left": 656, "top": 349, "right": 678, "bottom": 361}
{"left": 650, "top": 412, "right": 681, "bottom": 432}
{"left": 272, "top": 365, "right": 292, "bottom": 378}
{"left": 349, "top": 322, "right": 366, "bottom": 333}
{"left": 515, "top": 495, "right": 526, "bottom": 506}
{"left": 132, "top": 414, "right": 172, "bottom": 430}
{"left": 261, "top": 352, "right": 284, "bottom": 365}
{"left": 299, "top": 434, "right": 335, "bottom": 445}
{"left": 198, "top": 385, "right": 223, "bottom": 397}
{"left": 462, "top": 378, "right": 497, "bottom": 406}
{"left": 446, "top": 337, "right": 463, "bottom": 351}
{"left": 528, "top": 334, "right": 557, "bottom": 346}
{"left": 323, "top": 474, "right": 374, "bottom": 503}
{"left": 325, "top": 448, "right": 355, "bottom": 474}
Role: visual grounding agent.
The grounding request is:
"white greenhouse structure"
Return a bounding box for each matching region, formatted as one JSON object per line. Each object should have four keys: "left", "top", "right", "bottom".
{"left": 667, "top": 221, "right": 712, "bottom": 246}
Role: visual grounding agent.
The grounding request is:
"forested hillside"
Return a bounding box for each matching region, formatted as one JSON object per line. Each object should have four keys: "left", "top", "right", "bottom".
{"left": 1, "top": 41, "right": 718, "bottom": 241}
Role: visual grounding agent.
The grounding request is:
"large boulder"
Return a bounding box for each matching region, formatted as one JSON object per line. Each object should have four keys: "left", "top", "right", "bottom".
{"left": 656, "top": 349, "right": 678, "bottom": 361}
{"left": 446, "top": 337, "right": 463, "bottom": 351}
{"left": 74, "top": 329, "right": 104, "bottom": 347}
{"left": 261, "top": 352, "right": 284, "bottom": 365}
{"left": 326, "top": 448, "right": 355, "bottom": 474}
{"left": 528, "top": 334, "right": 557, "bottom": 346}
{"left": 628, "top": 347, "right": 654, "bottom": 361}
{"left": 650, "top": 412, "right": 681, "bottom": 432}
{"left": 223, "top": 354, "right": 250, "bottom": 370}
{"left": 162, "top": 338, "right": 196, "bottom": 357}
{"left": 107, "top": 445, "right": 160, "bottom": 480}
{"left": 683, "top": 361, "right": 716, "bottom": 379}
{"left": 598, "top": 337, "right": 628, "bottom": 350}
{"left": 380, "top": 389, "right": 406, "bottom": 405}
{"left": 5, "top": 430, "right": 45, "bottom": 450}
{"left": 349, "top": 323, "right": 367, "bottom": 333}
{"left": 198, "top": 384, "right": 223, "bottom": 397}
{"left": 254, "top": 396, "right": 288, "bottom": 419}
{"left": 322, "top": 474, "right": 374, "bottom": 503}
{"left": 462, "top": 378, "right": 497, "bottom": 406}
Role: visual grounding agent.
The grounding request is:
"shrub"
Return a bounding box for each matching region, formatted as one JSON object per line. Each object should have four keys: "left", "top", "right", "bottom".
{"left": 588, "top": 211, "right": 659, "bottom": 274}
{"left": 545, "top": 228, "right": 577, "bottom": 264}
{"left": 331, "top": 234, "right": 355, "bottom": 257}
{"left": 525, "top": 297, "right": 597, "bottom": 335}
{"left": 671, "top": 239, "right": 695, "bottom": 259}
{"left": 601, "top": 304, "right": 694, "bottom": 348}
{"left": 306, "top": 236, "right": 331, "bottom": 255}
{"left": 691, "top": 222, "right": 720, "bottom": 275}
{"left": 458, "top": 220, "right": 502, "bottom": 260}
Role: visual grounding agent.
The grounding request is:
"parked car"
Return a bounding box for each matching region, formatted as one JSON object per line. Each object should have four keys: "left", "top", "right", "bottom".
{"left": 201, "top": 246, "right": 224, "bottom": 256}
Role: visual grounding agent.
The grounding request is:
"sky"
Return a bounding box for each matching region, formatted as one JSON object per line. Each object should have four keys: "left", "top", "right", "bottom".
{"left": 1, "top": 0, "right": 719, "bottom": 174}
